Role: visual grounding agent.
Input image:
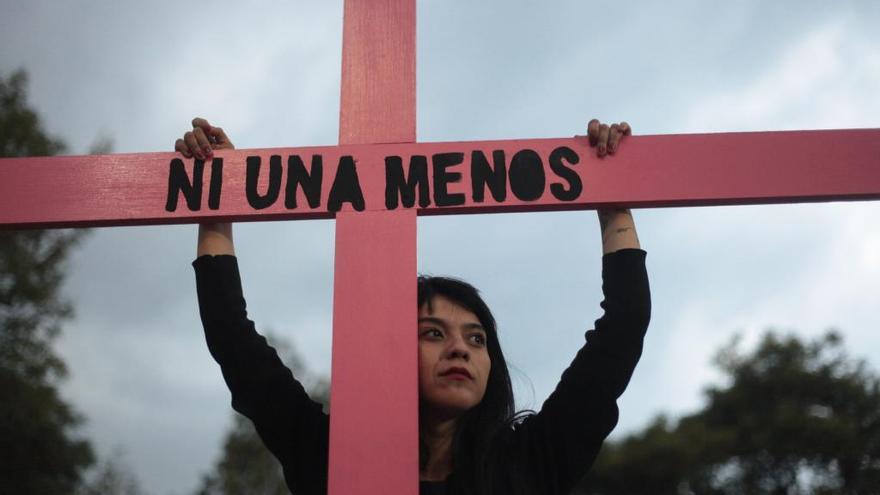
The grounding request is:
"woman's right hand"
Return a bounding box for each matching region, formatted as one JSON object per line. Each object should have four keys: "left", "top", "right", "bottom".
{"left": 174, "top": 117, "right": 234, "bottom": 160}
{"left": 176, "top": 117, "right": 237, "bottom": 256}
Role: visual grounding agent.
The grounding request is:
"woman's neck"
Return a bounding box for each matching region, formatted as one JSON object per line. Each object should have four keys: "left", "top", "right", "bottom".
{"left": 420, "top": 416, "right": 458, "bottom": 482}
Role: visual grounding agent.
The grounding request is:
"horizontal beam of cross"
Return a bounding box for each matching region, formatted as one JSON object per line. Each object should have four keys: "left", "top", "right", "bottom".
{"left": 1, "top": 128, "right": 878, "bottom": 230}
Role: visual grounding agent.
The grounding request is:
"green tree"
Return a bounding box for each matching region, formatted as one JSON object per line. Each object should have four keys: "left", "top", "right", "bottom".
{"left": 0, "top": 69, "right": 94, "bottom": 494}
{"left": 195, "top": 333, "right": 329, "bottom": 495}
{"left": 581, "top": 331, "right": 880, "bottom": 495}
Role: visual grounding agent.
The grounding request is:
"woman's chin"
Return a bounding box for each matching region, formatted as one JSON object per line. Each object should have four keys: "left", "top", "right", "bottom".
{"left": 421, "top": 394, "right": 481, "bottom": 420}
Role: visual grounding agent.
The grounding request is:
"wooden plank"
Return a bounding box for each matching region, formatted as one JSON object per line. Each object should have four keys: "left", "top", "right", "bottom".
{"left": 329, "top": 0, "right": 418, "bottom": 494}
{"left": 328, "top": 209, "right": 418, "bottom": 495}
{"left": 338, "top": 0, "right": 415, "bottom": 145}
{"left": 1, "top": 128, "right": 879, "bottom": 229}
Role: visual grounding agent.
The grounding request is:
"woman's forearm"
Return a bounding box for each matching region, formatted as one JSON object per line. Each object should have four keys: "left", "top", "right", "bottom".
{"left": 597, "top": 209, "right": 640, "bottom": 254}
{"left": 198, "top": 223, "right": 235, "bottom": 256}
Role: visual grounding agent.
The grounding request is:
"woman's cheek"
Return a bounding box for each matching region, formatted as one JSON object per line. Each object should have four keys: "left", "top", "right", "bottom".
{"left": 417, "top": 344, "right": 437, "bottom": 388}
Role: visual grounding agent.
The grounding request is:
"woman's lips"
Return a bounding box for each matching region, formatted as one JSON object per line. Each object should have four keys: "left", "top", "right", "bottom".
{"left": 440, "top": 367, "right": 472, "bottom": 380}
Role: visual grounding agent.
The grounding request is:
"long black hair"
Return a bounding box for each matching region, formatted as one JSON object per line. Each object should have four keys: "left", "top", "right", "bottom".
{"left": 418, "top": 276, "right": 529, "bottom": 495}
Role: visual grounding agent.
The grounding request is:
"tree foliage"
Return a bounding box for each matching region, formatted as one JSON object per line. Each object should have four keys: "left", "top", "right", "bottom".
{"left": 0, "top": 70, "right": 66, "bottom": 158}
{"left": 581, "top": 331, "right": 880, "bottom": 495}
{"left": 0, "top": 69, "right": 94, "bottom": 494}
{"left": 195, "top": 333, "right": 330, "bottom": 495}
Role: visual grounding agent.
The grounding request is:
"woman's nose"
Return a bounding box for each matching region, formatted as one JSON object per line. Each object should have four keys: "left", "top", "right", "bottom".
{"left": 445, "top": 333, "right": 470, "bottom": 360}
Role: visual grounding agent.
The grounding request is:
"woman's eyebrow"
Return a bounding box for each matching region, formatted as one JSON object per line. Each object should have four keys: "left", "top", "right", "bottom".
{"left": 417, "top": 317, "right": 484, "bottom": 332}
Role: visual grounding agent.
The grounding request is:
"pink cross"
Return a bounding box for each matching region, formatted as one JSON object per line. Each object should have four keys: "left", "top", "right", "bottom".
{"left": 1, "top": 1, "right": 879, "bottom": 494}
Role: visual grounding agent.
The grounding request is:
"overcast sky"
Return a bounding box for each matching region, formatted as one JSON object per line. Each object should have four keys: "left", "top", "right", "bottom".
{"left": 2, "top": 1, "right": 880, "bottom": 494}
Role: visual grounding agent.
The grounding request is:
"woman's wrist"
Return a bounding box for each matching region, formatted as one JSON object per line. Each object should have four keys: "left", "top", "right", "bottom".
{"left": 597, "top": 209, "right": 640, "bottom": 254}
{"left": 197, "top": 223, "right": 235, "bottom": 256}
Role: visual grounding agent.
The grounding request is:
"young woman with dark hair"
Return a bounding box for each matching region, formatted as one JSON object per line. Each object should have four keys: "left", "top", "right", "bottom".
{"left": 180, "top": 118, "right": 650, "bottom": 495}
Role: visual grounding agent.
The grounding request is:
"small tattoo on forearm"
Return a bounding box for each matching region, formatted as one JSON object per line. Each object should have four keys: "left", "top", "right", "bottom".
{"left": 602, "top": 227, "right": 633, "bottom": 244}
{"left": 598, "top": 209, "right": 632, "bottom": 231}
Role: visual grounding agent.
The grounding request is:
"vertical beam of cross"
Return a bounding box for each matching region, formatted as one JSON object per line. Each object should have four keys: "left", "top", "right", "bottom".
{"left": 328, "top": 1, "right": 418, "bottom": 494}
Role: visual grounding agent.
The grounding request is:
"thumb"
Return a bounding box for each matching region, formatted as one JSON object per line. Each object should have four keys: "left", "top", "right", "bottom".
{"left": 209, "top": 126, "right": 234, "bottom": 149}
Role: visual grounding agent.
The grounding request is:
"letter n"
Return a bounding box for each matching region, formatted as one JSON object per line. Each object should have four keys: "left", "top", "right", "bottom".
{"left": 471, "top": 150, "right": 506, "bottom": 203}
{"left": 165, "top": 158, "right": 204, "bottom": 212}
{"left": 286, "top": 155, "right": 323, "bottom": 209}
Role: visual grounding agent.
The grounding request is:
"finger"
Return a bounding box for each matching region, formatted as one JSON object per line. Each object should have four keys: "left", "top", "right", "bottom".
{"left": 618, "top": 121, "right": 632, "bottom": 136}
{"left": 209, "top": 126, "right": 234, "bottom": 149}
{"left": 587, "top": 119, "right": 601, "bottom": 146}
{"left": 608, "top": 124, "right": 623, "bottom": 154}
{"left": 192, "top": 127, "right": 214, "bottom": 157}
{"left": 184, "top": 131, "right": 205, "bottom": 160}
{"left": 192, "top": 117, "right": 212, "bottom": 134}
{"left": 191, "top": 117, "right": 215, "bottom": 153}
{"left": 174, "top": 138, "right": 192, "bottom": 158}
{"left": 597, "top": 124, "right": 610, "bottom": 157}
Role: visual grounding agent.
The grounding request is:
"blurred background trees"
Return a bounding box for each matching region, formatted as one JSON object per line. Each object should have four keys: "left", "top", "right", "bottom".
{"left": 580, "top": 331, "right": 880, "bottom": 495}
{"left": 2, "top": 69, "right": 137, "bottom": 495}
{"left": 0, "top": 69, "right": 95, "bottom": 494}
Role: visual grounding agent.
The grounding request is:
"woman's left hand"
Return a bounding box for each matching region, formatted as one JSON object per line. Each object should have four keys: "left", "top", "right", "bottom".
{"left": 587, "top": 118, "right": 631, "bottom": 157}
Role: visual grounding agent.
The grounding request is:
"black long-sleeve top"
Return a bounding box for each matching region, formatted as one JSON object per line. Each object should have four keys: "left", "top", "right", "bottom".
{"left": 193, "top": 248, "right": 650, "bottom": 495}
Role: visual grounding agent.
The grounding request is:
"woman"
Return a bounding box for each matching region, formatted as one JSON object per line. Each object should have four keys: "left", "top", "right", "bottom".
{"left": 179, "top": 118, "right": 650, "bottom": 495}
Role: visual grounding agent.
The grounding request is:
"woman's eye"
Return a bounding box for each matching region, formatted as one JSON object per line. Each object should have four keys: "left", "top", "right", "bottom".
{"left": 470, "top": 334, "right": 487, "bottom": 346}
{"left": 421, "top": 328, "right": 443, "bottom": 339}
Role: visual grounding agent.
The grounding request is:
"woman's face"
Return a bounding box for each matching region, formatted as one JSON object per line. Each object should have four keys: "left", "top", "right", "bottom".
{"left": 418, "top": 295, "right": 492, "bottom": 419}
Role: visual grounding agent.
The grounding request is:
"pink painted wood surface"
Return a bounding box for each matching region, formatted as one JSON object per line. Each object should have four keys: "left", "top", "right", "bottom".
{"left": 328, "top": 209, "right": 418, "bottom": 495}
{"left": 1, "top": 128, "right": 879, "bottom": 229}
{"left": 338, "top": 0, "right": 415, "bottom": 145}
{"left": 329, "top": 0, "right": 418, "bottom": 494}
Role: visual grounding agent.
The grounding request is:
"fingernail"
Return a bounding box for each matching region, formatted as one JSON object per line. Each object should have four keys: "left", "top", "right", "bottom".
{"left": 204, "top": 146, "right": 213, "bottom": 156}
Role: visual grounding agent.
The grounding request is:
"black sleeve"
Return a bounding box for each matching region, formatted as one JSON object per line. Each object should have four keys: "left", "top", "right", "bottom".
{"left": 508, "top": 248, "right": 651, "bottom": 495}
{"left": 192, "top": 255, "right": 329, "bottom": 495}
